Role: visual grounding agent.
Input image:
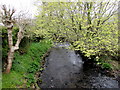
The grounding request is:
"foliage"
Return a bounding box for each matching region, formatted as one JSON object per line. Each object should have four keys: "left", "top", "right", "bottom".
{"left": 2, "top": 40, "right": 52, "bottom": 88}
{"left": 95, "top": 56, "right": 113, "bottom": 70}
{"left": 101, "top": 63, "right": 112, "bottom": 70}
{"left": 35, "top": 2, "right": 118, "bottom": 60}
{"left": 19, "top": 37, "right": 31, "bottom": 54}
{"left": 27, "top": 20, "right": 45, "bottom": 42}
{"left": 1, "top": 26, "right": 8, "bottom": 60}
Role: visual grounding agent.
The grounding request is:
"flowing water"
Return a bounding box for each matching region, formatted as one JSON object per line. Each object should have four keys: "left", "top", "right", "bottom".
{"left": 37, "top": 43, "right": 120, "bottom": 89}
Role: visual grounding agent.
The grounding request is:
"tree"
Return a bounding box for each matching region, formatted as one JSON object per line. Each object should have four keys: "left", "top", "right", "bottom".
{"left": 35, "top": 1, "right": 118, "bottom": 59}
{"left": 1, "top": 5, "right": 30, "bottom": 73}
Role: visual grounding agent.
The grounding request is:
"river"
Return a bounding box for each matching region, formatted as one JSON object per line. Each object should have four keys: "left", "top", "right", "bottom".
{"left": 37, "top": 43, "right": 119, "bottom": 88}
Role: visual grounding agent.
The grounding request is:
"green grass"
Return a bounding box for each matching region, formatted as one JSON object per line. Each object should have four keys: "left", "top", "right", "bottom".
{"left": 2, "top": 40, "right": 52, "bottom": 88}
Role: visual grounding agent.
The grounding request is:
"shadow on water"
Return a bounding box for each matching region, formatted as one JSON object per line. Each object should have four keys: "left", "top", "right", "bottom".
{"left": 37, "top": 43, "right": 120, "bottom": 89}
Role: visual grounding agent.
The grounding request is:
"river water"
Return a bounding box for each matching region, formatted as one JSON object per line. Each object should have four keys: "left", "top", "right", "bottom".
{"left": 38, "top": 43, "right": 120, "bottom": 88}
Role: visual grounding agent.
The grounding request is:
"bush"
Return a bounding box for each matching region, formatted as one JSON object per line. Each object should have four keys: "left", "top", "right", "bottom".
{"left": 95, "top": 56, "right": 113, "bottom": 70}
{"left": 1, "top": 26, "right": 8, "bottom": 60}
{"left": 19, "top": 37, "right": 31, "bottom": 54}
{"left": 101, "top": 63, "right": 112, "bottom": 69}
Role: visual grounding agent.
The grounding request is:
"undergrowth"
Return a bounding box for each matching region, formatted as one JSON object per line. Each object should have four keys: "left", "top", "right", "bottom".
{"left": 2, "top": 40, "right": 52, "bottom": 88}
{"left": 95, "top": 55, "right": 119, "bottom": 71}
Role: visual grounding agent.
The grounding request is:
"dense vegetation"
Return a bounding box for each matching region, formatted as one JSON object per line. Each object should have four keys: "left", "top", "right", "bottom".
{"left": 1, "top": 22, "right": 52, "bottom": 88}
{"left": 35, "top": 2, "right": 119, "bottom": 69}
{"left": 2, "top": 40, "right": 52, "bottom": 88}
{"left": 1, "top": 1, "right": 119, "bottom": 89}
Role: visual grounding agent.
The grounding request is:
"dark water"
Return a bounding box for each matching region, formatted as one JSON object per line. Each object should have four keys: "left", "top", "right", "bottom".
{"left": 38, "top": 43, "right": 120, "bottom": 88}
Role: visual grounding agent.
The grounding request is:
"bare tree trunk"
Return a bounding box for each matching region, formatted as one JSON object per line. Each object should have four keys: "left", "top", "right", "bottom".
{"left": 14, "top": 26, "right": 24, "bottom": 50}
{"left": 5, "top": 27, "right": 24, "bottom": 73}
{"left": 1, "top": 5, "right": 30, "bottom": 73}
{"left": 5, "top": 50, "right": 14, "bottom": 73}
{"left": 7, "top": 28, "right": 13, "bottom": 48}
{"left": 5, "top": 28, "right": 14, "bottom": 73}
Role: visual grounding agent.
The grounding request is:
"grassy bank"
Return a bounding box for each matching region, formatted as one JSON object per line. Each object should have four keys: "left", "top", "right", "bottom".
{"left": 2, "top": 40, "right": 52, "bottom": 88}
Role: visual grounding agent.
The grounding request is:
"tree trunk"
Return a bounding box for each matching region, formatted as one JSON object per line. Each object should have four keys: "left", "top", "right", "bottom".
{"left": 2, "top": 5, "right": 27, "bottom": 73}
{"left": 5, "top": 49, "right": 14, "bottom": 73}
{"left": 5, "top": 28, "right": 14, "bottom": 73}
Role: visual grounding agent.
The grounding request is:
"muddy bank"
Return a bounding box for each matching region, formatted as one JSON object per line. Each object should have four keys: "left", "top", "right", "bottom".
{"left": 37, "top": 43, "right": 120, "bottom": 88}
